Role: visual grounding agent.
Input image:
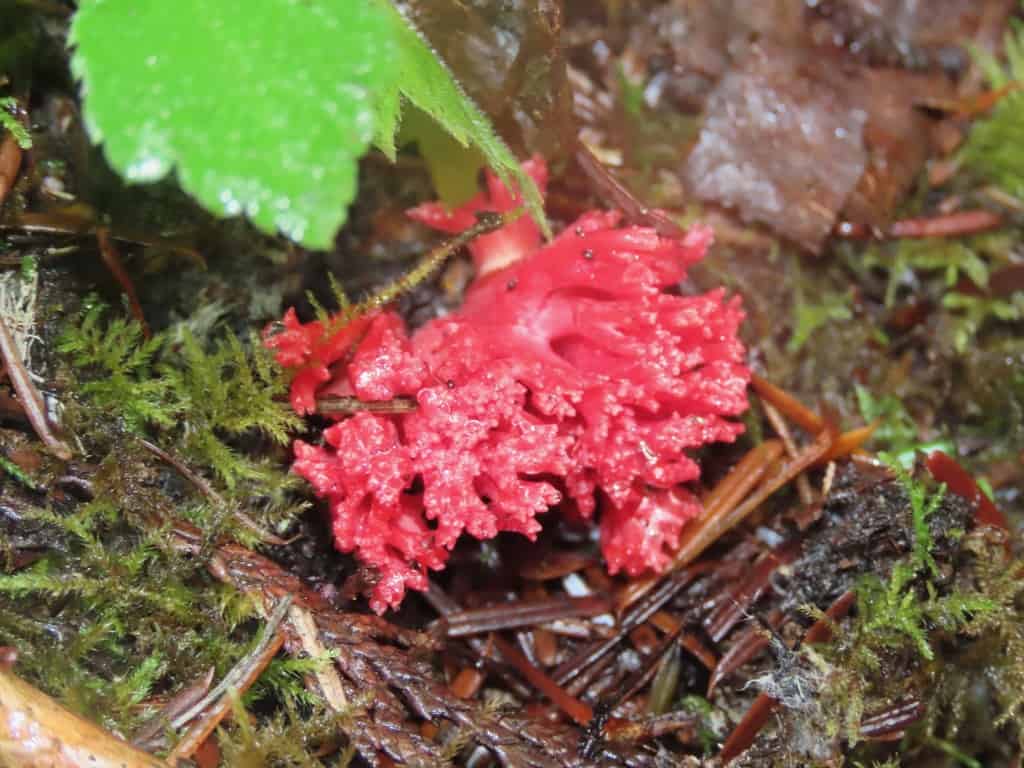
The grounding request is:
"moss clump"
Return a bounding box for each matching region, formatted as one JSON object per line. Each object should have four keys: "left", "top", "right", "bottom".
{"left": 59, "top": 303, "right": 300, "bottom": 491}
{"left": 746, "top": 463, "right": 1021, "bottom": 766}
{"left": 0, "top": 449, "right": 262, "bottom": 733}
{"left": 218, "top": 695, "right": 358, "bottom": 768}
{"left": 0, "top": 300, "right": 317, "bottom": 743}
{"left": 57, "top": 303, "right": 305, "bottom": 547}
{"left": 962, "top": 14, "right": 1024, "bottom": 200}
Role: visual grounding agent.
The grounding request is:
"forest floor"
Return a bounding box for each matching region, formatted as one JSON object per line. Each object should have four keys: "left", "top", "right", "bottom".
{"left": 1, "top": 2, "right": 1023, "bottom": 767}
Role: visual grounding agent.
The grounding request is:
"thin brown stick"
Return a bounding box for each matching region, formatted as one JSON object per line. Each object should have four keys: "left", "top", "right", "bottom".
{"left": 647, "top": 611, "right": 718, "bottom": 671}
{"left": 167, "top": 596, "right": 291, "bottom": 763}
{"left": 2, "top": 211, "right": 203, "bottom": 264}
{"left": 914, "top": 81, "right": 1022, "bottom": 118}
{"left": 490, "top": 634, "right": 593, "bottom": 726}
{"left": 671, "top": 432, "right": 829, "bottom": 572}
{"left": 858, "top": 699, "right": 926, "bottom": 741}
{"left": 574, "top": 142, "right": 686, "bottom": 238}
{"left": 763, "top": 402, "right": 813, "bottom": 506}
{"left": 0, "top": 133, "right": 21, "bottom": 209}
{"left": 132, "top": 667, "right": 214, "bottom": 749}
{"left": 0, "top": 315, "right": 72, "bottom": 460}
{"left": 818, "top": 422, "right": 876, "bottom": 464}
{"left": 96, "top": 227, "right": 150, "bottom": 336}
{"left": 170, "top": 596, "right": 292, "bottom": 731}
{"left": 703, "top": 439, "right": 787, "bottom": 519}
{"left": 555, "top": 564, "right": 715, "bottom": 688}
{"left": 836, "top": 210, "right": 1004, "bottom": 240}
{"left": 706, "top": 611, "right": 783, "bottom": 697}
{"left": 316, "top": 395, "right": 417, "bottom": 415}
{"left": 442, "top": 595, "right": 611, "bottom": 638}
{"left": 604, "top": 624, "right": 684, "bottom": 711}
{"left": 888, "top": 210, "right": 1003, "bottom": 239}
{"left": 750, "top": 374, "right": 823, "bottom": 434}
{"left": 136, "top": 437, "right": 289, "bottom": 546}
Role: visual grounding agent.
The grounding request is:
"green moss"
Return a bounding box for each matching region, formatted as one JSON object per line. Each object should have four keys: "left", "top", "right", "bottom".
{"left": 246, "top": 650, "right": 339, "bottom": 710}
{"left": 0, "top": 301, "right": 312, "bottom": 741}
{"left": 787, "top": 256, "right": 853, "bottom": 353}
{"left": 962, "top": 14, "right": 1024, "bottom": 199}
{"left": 218, "top": 694, "right": 357, "bottom": 768}
{"left": 0, "top": 459, "right": 261, "bottom": 732}
{"left": 855, "top": 387, "right": 954, "bottom": 467}
{"left": 162, "top": 329, "right": 300, "bottom": 491}
{"left": 57, "top": 304, "right": 172, "bottom": 432}
{"left": 940, "top": 291, "right": 1024, "bottom": 354}
{"left": 857, "top": 233, "right": 1021, "bottom": 356}
{"left": 58, "top": 303, "right": 305, "bottom": 547}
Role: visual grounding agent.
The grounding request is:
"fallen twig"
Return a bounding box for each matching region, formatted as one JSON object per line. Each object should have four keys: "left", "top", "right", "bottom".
{"left": 574, "top": 141, "right": 686, "bottom": 238}
{"left": 167, "top": 596, "right": 292, "bottom": 763}
{"left": 96, "top": 226, "right": 150, "bottom": 336}
{"left": 441, "top": 595, "right": 611, "bottom": 638}
{"left": 315, "top": 395, "right": 417, "bottom": 415}
{"left": 0, "top": 314, "right": 72, "bottom": 460}
{"left": 554, "top": 564, "right": 715, "bottom": 689}
{"left": 763, "top": 401, "right": 814, "bottom": 506}
{"left": 136, "top": 436, "right": 290, "bottom": 546}
{"left": 132, "top": 667, "right": 215, "bottom": 750}
{"left": 835, "top": 210, "right": 1004, "bottom": 240}
{"left": 491, "top": 634, "right": 594, "bottom": 726}
{"left": 888, "top": 210, "right": 1003, "bottom": 238}
{"left": 0, "top": 133, "right": 21, "bottom": 209}
{"left": 750, "top": 374, "right": 823, "bottom": 434}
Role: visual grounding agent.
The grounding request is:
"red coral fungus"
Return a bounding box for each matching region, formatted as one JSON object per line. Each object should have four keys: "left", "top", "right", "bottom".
{"left": 267, "top": 158, "right": 750, "bottom": 613}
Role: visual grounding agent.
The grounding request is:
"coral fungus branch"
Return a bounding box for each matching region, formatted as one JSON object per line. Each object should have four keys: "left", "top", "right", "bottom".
{"left": 271, "top": 157, "right": 751, "bottom": 612}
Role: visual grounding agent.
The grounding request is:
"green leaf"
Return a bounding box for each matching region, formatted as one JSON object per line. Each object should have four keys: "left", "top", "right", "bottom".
{"left": 0, "top": 97, "right": 31, "bottom": 149}
{"left": 373, "top": 0, "right": 549, "bottom": 237}
{"left": 69, "top": 0, "right": 397, "bottom": 249}
{"left": 69, "top": 0, "right": 549, "bottom": 250}
{"left": 398, "top": 105, "right": 485, "bottom": 206}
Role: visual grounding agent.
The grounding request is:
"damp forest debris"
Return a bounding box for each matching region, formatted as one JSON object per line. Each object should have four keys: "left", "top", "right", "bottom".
{"left": 736, "top": 461, "right": 1023, "bottom": 766}
{"left": 3, "top": 1, "right": 1024, "bottom": 766}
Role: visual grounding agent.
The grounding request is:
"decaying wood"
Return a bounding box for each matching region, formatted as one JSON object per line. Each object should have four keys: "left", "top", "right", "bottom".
{"left": 95, "top": 227, "right": 149, "bottom": 336}
{"left": 166, "top": 519, "right": 601, "bottom": 767}
{"left": 0, "top": 134, "right": 20, "bottom": 209}
{"left": 288, "top": 603, "right": 349, "bottom": 712}
{"left": 0, "top": 666, "right": 165, "bottom": 768}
